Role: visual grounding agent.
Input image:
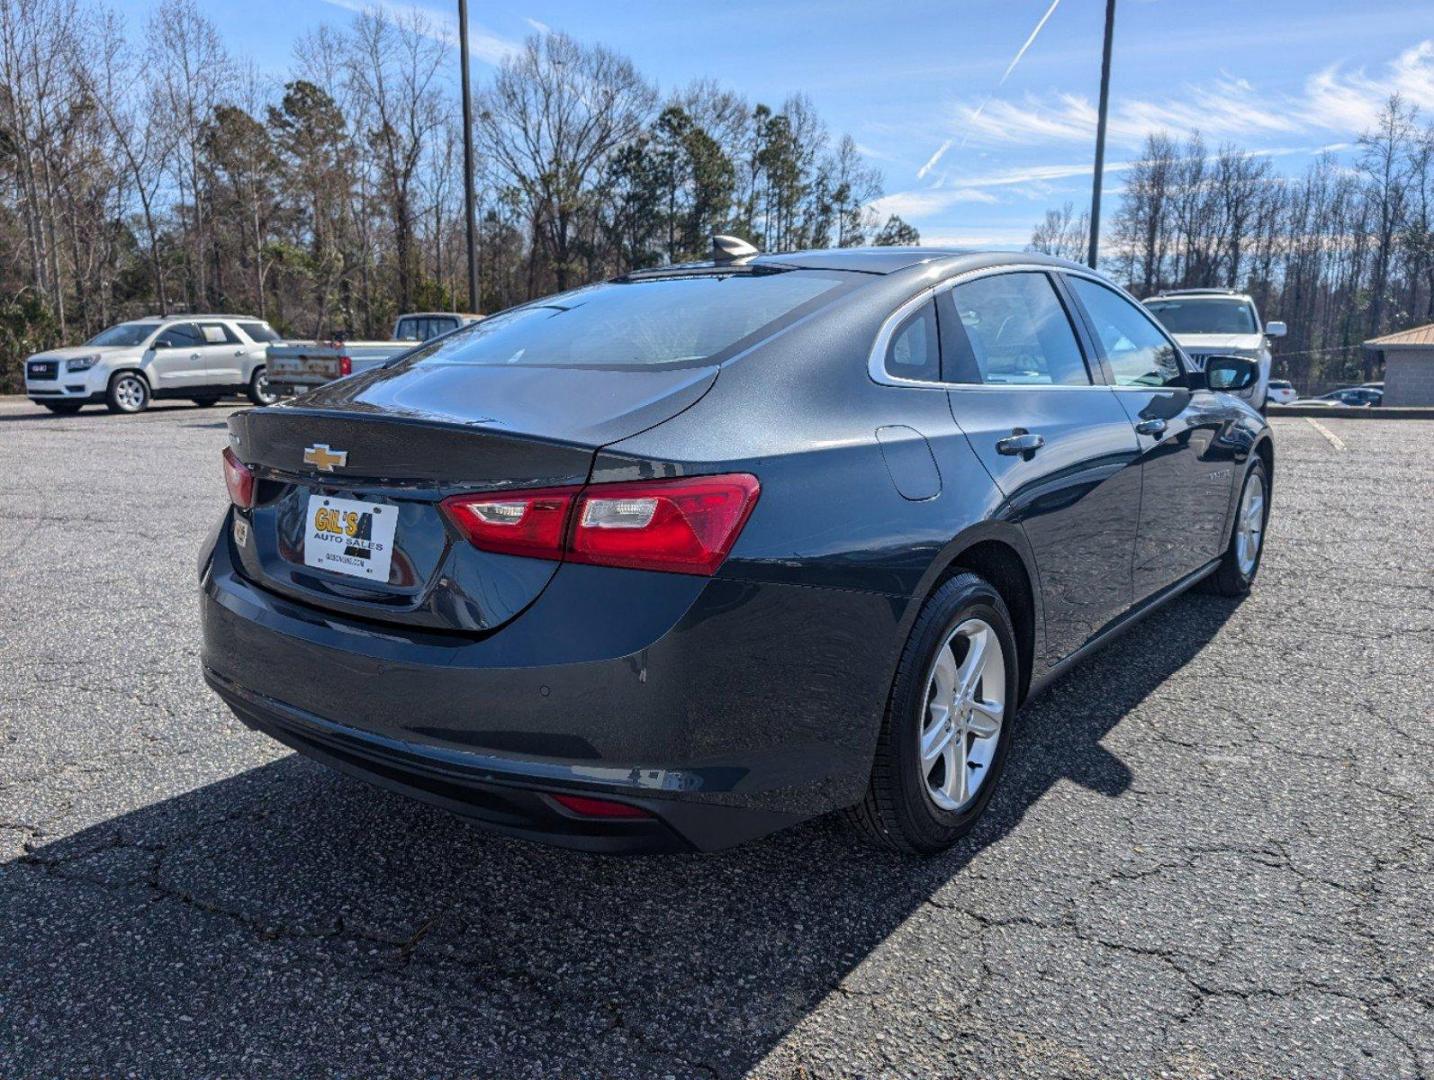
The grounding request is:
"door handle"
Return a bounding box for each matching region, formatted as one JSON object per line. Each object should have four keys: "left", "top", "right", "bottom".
{"left": 234, "top": 349, "right": 245, "bottom": 356}
{"left": 996, "top": 432, "right": 1045, "bottom": 456}
{"left": 190, "top": 352, "right": 201, "bottom": 360}
{"left": 1135, "top": 418, "right": 1168, "bottom": 437}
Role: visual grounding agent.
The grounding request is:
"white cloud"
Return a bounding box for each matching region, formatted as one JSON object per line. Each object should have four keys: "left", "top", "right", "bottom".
{"left": 524, "top": 17, "right": 550, "bottom": 35}
{"left": 944, "top": 39, "right": 1434, "bottom": 152}
{"left": 916, "top": 139, "right": 952, "bottom": 180}
{"left": 871, "top": 187, "right": 999, "bottom": 219}
{"left": 319, "top": 0, "right": 523, "bottom": 65}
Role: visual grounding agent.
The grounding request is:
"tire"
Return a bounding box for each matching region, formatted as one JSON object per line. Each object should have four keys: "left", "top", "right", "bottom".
{"left": 1201, "top": 458, "right": 1268, "bottom": 597}
{"left": 42, "top": 402, "right": 82, "bottom": 415}
{"left": 191, "top": 395, "right": 221, "bottom": 407}
{"left": 847, "top": 572, "right": 1020, "bottom": 854}
{"left": 247, "top": 366, "right": 277, "bottom": 406}
{"left": 105, "top": 371, "right": 150, "bottom": 414}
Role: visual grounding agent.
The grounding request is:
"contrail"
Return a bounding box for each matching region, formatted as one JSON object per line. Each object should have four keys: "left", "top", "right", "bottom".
{"left": 919, "top": 0, "right": 1064, "bottom": 177}
{"left": 1002, "top": 0, "right": 1063, "bottom": 84}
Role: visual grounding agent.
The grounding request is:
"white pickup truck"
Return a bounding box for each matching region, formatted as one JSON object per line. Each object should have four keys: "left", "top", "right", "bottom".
{"left": 267, "top": 312, "right": 482, "bottom": 395}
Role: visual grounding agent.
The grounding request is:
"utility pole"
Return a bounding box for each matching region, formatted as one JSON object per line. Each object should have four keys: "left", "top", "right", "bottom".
{"left": 1087, "top": 0, "right": 1116, "bottom": 269}
{"left": 457, "top": 0, "right": 480, "bottom": 311}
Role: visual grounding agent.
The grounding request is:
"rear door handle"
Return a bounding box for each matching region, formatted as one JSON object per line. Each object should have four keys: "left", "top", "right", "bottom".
{"left": 996, "top": 432, "right": 1045, "bottom": 456}
{"left": 1135, "top": 418, "right": 1168, "bottom": 437}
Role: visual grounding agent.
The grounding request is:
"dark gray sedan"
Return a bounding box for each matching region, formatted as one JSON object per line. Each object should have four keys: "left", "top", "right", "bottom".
{"left": 201, "top": 245, "right": 1271, "bottom": 854}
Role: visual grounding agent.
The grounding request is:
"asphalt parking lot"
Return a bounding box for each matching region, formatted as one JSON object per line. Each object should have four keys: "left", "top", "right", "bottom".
{"left": 0, "top": 398, "right": 1430, "bottom": 1079}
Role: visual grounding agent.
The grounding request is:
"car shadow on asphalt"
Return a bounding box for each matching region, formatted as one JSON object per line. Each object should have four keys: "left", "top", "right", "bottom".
{"left": 3, "top": 591, "right": 1240, "bottom": 1076}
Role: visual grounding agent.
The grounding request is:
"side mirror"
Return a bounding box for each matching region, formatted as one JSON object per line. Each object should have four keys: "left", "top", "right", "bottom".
{"left": 152, "top": 337, "right": 173, "bottom": 349}
{"left": 1204, "top": 354, "right": 1259, "bottom": 392}
{"left": 1264, "top": 320, "right": 1287, "bottom": 338}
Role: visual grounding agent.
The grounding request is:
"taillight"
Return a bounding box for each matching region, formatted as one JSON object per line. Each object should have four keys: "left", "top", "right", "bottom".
{"left": 338, "top": 355, "right": 352, "bottom": 376}
{"left": 440, "top": 487, "right": 578, "bottom": 560}
{"left": 439, "top": 474, "right": 759, "bottom": 576}
{"left": 569, "top": 474, "right": 761, "bottom": 576}
{"left": 222, "top": 446, "right": 255, "bottom": 508}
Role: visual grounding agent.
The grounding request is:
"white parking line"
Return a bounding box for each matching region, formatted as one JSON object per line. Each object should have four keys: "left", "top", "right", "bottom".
{"left": 1305, "top": 416, "right": 1346, "bottom": 451}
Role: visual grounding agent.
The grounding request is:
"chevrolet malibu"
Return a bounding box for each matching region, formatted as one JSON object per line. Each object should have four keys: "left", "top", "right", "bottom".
{"left": 200, "top": 245, "right": 1272, "bottom": 854}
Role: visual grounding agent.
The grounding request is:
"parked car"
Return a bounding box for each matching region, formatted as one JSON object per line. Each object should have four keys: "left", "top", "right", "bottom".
{"left": 201, "top": 244, "right": 1272, "bottom": 855}
{"left": 1266, "top": 379, "right": 1298, "bottom": 405}
{"left": 1142, "top": 289, "right": 1285, "bottom": 411}
{"left": 267, "top": 312, "right": 483, "bottom": 395}
{"left": 23, "top": 314, "right": 280, "bottom": 414}
{"left": 1295, "top": 386, "right": 1383, "bottom": 407}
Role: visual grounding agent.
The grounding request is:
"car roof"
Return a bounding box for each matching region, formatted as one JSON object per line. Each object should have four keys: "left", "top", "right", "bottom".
{"left": 1147, "top": 289, "right": 1254, "bottom": 301}
{"left": 749, "top": 246, "right": 1093, "bottom": 276}
{"left": 126, "top": 314, "right": 264, "bottom": 323}
{"left": 399, "top": 311, "right": 483, "bottom": 319}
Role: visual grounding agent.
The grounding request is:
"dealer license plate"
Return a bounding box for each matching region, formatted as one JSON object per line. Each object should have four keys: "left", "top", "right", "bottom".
{"left": 303, "top": 494, "right": 398, "bottom": 582}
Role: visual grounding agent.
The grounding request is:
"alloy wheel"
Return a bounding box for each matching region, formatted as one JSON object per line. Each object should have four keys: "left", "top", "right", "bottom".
{"left": 114, "top": 375, "right": 146, "bottom": 412}
{"left": 918, "top": 618, "right": 1007, "bottom": 813}
{"left": 1235, "top": 472, "right": 1265, "bottom": 576}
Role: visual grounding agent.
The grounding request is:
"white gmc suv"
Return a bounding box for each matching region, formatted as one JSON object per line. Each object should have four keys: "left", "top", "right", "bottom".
{"left": 23, "top": 314, "right": 281, "bottom": 414}
{"left": 1142, "top": 290, "right": 1286, "bottom": 412}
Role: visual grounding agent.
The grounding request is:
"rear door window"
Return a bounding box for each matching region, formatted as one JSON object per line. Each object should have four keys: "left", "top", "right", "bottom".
{"left": 197, "top": 322, "right": 241, "bottom": 345}
{"left": 939, "top": 272, "right": 1092, "bottom": 386}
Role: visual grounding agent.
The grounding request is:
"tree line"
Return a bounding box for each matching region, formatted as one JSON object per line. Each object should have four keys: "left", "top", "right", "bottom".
{"left": 1029, "top": 96, "right": 1434, "bottom": 392}
{"left": 0, "top": 0, "right": 918, "bottom": 390}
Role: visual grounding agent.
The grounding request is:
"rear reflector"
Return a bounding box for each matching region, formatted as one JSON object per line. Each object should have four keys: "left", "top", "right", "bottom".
{"left": 550, "top": 793, "right": 652, "bottom": 819}
{"left": 440, "top": 473, "right": 759, "bottom": 576}
{"left": 222, "top": 447, "right": 255, "bottom": 508}
{"left": 338, "top": 355, "right": 352, "bottom": 377}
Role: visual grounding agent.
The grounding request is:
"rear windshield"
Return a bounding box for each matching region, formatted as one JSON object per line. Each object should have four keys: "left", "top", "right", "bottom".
{"left": 1144, "top": 298, "right": 1258, "bottom": 335}
{"left": 402, "top": 270, "right": 852, "bottom": 370}
{"left": 87, "top": 323, "right": 160, "bottom": 347}
{"left": 395, "top": 315, "right": 460, "bottom": 342}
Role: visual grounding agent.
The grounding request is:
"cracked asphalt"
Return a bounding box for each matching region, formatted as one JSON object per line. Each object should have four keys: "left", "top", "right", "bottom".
{"left": 0, "top": 398, "right": 1430, "bottom": 1079}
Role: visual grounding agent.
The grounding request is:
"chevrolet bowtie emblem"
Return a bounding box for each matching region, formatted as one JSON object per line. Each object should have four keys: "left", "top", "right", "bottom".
{"left": 303, "top": 443, "right": 348, "bottom": 472}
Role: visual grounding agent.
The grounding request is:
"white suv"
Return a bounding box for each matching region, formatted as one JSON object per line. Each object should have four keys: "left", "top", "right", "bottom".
{"left": 23, "top": 314, "right": 281, "bottom": 414}
{"left": 1142, "top": 290, "right": 1286, "bottom": 411}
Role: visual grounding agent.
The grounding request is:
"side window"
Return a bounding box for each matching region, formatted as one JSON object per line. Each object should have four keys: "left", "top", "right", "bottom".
{"left": 940, "top": 272, "right": 1090, "bottom": 386}
{"left": 197, "top": 322, "right": 240, "bottom": 345}
{"left": 238, "top": 321, "right": 280, "bottom": 343}
{"left": 158, "top": 322, "right": 202, "bottom": 348}
{"left": 1068, "top": 277, "right": 1182, "bottom": 387}
{"left": 883, "top": 300, "right": 940, "bottom": 382}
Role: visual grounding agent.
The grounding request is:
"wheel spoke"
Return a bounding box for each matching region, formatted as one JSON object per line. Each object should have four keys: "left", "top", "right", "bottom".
{"left": 968, "top": 700, "right": 1002, "bottom": 738}
{"left": 921, "top": 709, "right": 957, "bottom": 768}
{"left": 940, "top": 738, "right": 966, "bottom": 806}
{"left": 930, "top": 644, "right": 957, "bottom": 702}
{"left": 956, "top": 626, "right": 988, "bottom": 700}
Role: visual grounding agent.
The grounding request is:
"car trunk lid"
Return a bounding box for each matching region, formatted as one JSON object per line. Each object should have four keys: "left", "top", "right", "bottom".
{"left": 226, "top": 363, "right": 718, "bottom": 632}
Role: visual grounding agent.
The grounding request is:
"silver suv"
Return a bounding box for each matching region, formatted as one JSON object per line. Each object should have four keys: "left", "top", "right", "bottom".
{"left": 1142, "top": 290, "right": 1286, "bottom": 411}
{"left": 23, "top": 314, "right": 281, "bottom": 414}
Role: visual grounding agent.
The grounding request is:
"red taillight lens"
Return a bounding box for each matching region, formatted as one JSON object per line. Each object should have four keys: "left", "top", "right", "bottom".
{"left": 441, "top": 474, "right": 760, "bottom": 576}
{"left": 568, "top": 474, "right": 761, "bottom": 576}
{"left": 338, "top": 355, "right": 352, "bottom": 376}
{"left": 550, "top": 793, "right": 651, "bottom": 819}
{"left": 222, "top": 446, "right": 255, "bottom": 508}
{"left": 440, "top": 487, "right": 578, "bottom": 560}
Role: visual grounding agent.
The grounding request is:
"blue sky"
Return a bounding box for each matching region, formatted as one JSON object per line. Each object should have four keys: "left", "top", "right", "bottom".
{"left": 117, "top": 0, "right": 1434, "bottom": 249}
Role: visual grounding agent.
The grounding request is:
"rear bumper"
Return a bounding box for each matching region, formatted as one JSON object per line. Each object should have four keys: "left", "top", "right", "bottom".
{"left": 199, "top": 511, "right": 902, "bottom": 851}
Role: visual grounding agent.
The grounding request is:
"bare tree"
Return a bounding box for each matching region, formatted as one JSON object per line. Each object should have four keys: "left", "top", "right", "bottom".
{"left": 478, "top": 32, "right": 656, "bottom": 291}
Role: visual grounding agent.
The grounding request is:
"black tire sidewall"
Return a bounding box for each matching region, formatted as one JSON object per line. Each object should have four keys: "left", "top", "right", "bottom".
{"left": 888, "top": 576, "right": 1019, "bottom": 851}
